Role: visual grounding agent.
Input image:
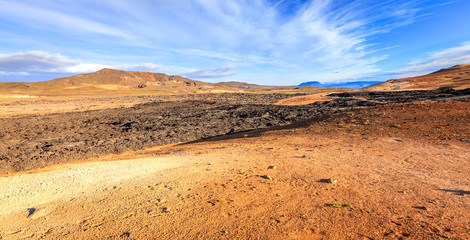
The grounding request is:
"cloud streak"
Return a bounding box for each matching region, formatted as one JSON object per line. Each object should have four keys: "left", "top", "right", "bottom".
{"left": 394, "top": 42, "right": 470, "bottom": 77}
{"left": 0, "top": 0, "right": 129, "bottom": 39}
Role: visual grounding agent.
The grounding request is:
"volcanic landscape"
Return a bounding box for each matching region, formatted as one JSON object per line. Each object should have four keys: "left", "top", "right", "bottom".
{"left": 0, "top": 66, "right": 469, "bottom": 239}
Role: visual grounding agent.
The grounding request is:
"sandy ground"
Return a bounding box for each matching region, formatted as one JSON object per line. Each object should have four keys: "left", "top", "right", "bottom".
{"left": 0, "top": 92, "right": 310, "bottom": 117}
{"left": 0, "top": 101, "right": 469, "bottom": 239}
{"left": 0, "top": 156, "right": 183, "bottom": 216}
{"left": 274, "top": 93, "right": 335, "bottom": 105}
{"left": 0, "top": 96, "right": 158, "bottom": 117}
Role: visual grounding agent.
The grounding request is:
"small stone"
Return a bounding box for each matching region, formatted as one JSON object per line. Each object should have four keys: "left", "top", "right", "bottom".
{"left": 162, "top": 207, "right": 171, "bottom": 213}
{"left": 268, "top": 165, "right": 277, "bottom": 170}
{"left": 27, "top": 208, "right": 47, "bottom": 220}
{"left": 327, "top": 178, "right": 337, "bottom": 184}
{"left": 121, "top": 232, "right": 134, "bottom": 238}
{"left": 414, "top": 206, "right": 429, "bottom": 211}
{"left": 261, "top": 175, "right": 273, "bottom": 180}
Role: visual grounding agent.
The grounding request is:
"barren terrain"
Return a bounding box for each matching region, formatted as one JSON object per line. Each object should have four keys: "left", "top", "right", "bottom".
{"left": 0, "top": 80, "right": 469, "bottom": 239}
{"left": 0, "top": 98, "right": 469, "bottom": 239}
{"left": 366, "top": 64, "right": 470, "bottom": 91}
{"left": 2, "top": 90, "right": 469, "bottom": 175}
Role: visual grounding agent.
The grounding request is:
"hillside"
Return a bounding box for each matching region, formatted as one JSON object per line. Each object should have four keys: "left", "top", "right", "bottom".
{"left": 0, "top": 69, "right": 338, "bottom": 97}
{"left": 366, "top": 64, "right": 470, "bottom": 91}
{"left": 0, "top": 68, "right": 239, "bottom": 96}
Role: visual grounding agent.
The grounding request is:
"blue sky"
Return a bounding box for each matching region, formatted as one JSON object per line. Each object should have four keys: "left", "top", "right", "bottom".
{"left": 0, "top": 0, "right": 469, "bottom": 85}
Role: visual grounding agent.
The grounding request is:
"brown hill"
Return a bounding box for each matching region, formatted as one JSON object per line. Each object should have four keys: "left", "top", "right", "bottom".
{"left": 366, "top": 64, "right": 470, "bottom": 91}
{"left": 0, "top": 68, "right": 239, "bottom": 96}
{"left": 217, "top": 81, "right": 295, "bottom": 91}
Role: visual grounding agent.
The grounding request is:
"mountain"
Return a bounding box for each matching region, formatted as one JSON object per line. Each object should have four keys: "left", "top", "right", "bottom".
{"left": 324, "top": 81, "right": 383, "bottom": 88}
{"left": 297, "top": 81, "right": 323, "bottom": 87}
{"left": 366, "top": 64, "right": 470, "bottom": 91}
{"left": 0, "top": 68, "right": 239, "bottom": 96}
{"left": 297, "top": 81, "right": 382, "bottom": 88}
{"left": 217, "top": 81, "right": 295, "bottom": 91}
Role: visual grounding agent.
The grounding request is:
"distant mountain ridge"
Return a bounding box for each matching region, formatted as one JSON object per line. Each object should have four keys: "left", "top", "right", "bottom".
{"left": 297, "top": 81, "right": 323, "bottom": 88}
{"left": 217, "top": 81, "right": 295, "bottom": 91}
{"left": 298, "top": 81, "right": 382, "bottom": 88}
{"left": 1, "top": 65, "right": 469, "bottom": 97}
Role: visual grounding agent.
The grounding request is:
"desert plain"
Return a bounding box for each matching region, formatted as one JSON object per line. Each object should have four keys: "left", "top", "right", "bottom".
{"left": 0, "top": 66, "right": 469, "bottom": 239}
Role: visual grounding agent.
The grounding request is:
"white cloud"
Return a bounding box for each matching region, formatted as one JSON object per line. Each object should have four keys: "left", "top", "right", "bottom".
{"left": 0, "top": 71, "right": 29, "bottom": 76}
{"left": 186, "top": 65, "right": 237, "bottom": 78}
{"left": 0, "top": 51, "right": 104, "bottom": 73}
{"left": 394, "top": 42, "right": 470, "bottom": 77}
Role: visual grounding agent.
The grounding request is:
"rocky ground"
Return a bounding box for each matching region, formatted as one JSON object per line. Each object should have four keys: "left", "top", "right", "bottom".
{"left": 1, "top": 90, "right": 469, "bottom": 175}
{"left": 0, "top": 90, "right": 469, "bottom": 239}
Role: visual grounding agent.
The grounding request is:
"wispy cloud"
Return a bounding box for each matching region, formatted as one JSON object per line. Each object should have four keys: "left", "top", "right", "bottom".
{"left": 394, "top": 42, "right": 470, "bottom": 77}
{"left": 186, "top": 65, "right": 237, "bottom": 79}
{"left": 0, "top": 0, "right": 129, "bottom": 39}
{"left": 0, "top": 51, "right": 106, "bottom": 73}
{"left": 0, "top": 71, "right": 29, "bottom": 76}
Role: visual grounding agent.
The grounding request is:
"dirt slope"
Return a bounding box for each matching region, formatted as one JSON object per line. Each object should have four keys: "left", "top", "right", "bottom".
{"left": 0, "top": 101, "right": 468, "bottom": 239}
{"left": 366, "top": 64, "right": 470, "bottom": 91}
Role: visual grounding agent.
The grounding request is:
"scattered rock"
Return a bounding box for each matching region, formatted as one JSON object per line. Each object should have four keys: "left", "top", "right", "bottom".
{"left": 327, "top": 178, "right": 337, "bottom": 184}
{"left": 121, "top": 232, "right": 135, "bottom": 238}
{"left": 261, "top": 175, "right": 273, "bottom": 180}
{"left": 413, "top": 206, "right": 429, "bottom": 211}
{"left": 268, "top": 165, "right": 277, "bottom": 170}
{"left": 162, "top": 207, "right": 171, "bottom": 213}
{"left": 27, "top": 208, "right": 47, "bottom": 219}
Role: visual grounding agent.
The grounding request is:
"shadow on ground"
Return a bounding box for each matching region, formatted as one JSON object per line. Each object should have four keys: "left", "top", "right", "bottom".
{"left": 436, "top": 189, "right": 470, "bottom": 195}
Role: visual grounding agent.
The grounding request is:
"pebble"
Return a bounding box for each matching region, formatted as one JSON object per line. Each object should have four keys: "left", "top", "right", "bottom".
{"left": 327, "top": 178, "right": 337, "bottom": 184}
{"left": 268, "top": 165, "right": 277, "bottom": 170}
{"left": 27, "top": 208, "right": 47, "bottom": 220}
{"left": 414, "top": 206, "right": 429, "bottom": 211}
{"left": 261, "top": 175, "right": 273, "bottom": 180}
{"left": 121, "top": 232, "right": 135, "bottom": 238}
{"left": 162, "top": 207, "right": 171, "bottom": 213}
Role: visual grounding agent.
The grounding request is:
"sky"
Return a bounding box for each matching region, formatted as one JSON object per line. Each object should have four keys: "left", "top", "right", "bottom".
{"left": 0, "top": 0, "right": 469, "bottom": 85}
